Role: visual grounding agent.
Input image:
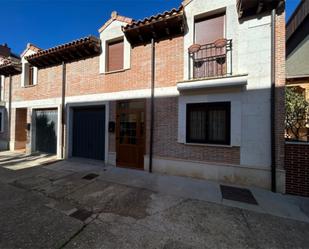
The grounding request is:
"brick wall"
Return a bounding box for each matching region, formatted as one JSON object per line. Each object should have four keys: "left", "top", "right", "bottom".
{"left": 8, "top": 36, "right": 183, "bottom": 102}
{"left": 151, "top": 97, "right": 240, "bottom": 165}
{"left": 285, "top": 143, "right": 309, "bottom": 197}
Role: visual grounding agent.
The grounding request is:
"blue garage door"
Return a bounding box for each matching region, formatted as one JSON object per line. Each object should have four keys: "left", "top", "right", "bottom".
{"left": 34, "top": 109, "right": 58, "bottom": 154}
{"left": 72, "top": 106, "right": 105, "bottom": 160}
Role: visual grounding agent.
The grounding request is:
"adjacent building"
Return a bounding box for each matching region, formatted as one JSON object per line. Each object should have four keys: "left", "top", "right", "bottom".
{"left": 0, "top": 0, "right": 286, "bottom": 192}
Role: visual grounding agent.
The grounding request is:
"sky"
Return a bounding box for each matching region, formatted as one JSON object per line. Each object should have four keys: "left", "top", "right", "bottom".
{"left": 1, "top": 0, "right": 302, "bottom": 55}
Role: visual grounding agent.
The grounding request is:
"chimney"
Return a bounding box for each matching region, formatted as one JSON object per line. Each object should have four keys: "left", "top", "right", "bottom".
{"left": 0, "top": 43, "right": 11, "bottom": 57}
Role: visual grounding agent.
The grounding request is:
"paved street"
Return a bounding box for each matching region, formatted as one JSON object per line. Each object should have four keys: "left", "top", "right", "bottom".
{"left": 0, "top": 152, "right": 309, "bottom": 249}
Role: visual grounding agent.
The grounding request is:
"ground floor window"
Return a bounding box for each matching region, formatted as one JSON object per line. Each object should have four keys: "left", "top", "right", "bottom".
{"left": 186, "top": 102, "right": 230, "bottom": 145}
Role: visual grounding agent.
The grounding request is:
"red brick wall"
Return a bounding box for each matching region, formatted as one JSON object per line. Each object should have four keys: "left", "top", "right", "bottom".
{"left": 8, "top": 36, "right": 183, "bottom": 102}
{"left": 285, "top": 143, "right": 309, "bottom": 197}
{"left": 150, "top": 97, "right": 240, "bottom": 164}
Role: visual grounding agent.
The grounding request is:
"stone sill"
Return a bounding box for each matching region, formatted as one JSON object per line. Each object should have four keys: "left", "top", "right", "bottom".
{"left": 177, "top": 74, "right": 248, "bottom": 91}
{"left": 102, "top": 68, "right": 130, "bottom": 75}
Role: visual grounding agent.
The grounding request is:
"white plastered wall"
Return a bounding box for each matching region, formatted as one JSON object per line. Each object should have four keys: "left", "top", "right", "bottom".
{"left": 182, "top": 0, "right": 272, "bottom": 169}
{"left": 178, "top": 90, "right": 242, "bottom": 147}
{"left": 99, "top": 20, "right": 131, "bottom": 74}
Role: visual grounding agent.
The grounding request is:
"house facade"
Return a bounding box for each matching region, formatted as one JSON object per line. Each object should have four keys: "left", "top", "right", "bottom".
{"left": 0, "top": 0, "right": 286, "bottom": 192}
{"left": 286, "top": 0, "right": 309, "bottom": 142}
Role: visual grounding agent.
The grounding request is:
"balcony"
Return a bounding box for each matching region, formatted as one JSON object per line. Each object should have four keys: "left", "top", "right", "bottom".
{"left": 178, "top": 39, "right": 247, "bottom": 91}
{"left": 188, "top": 39, "right": 232, "bottom": 80}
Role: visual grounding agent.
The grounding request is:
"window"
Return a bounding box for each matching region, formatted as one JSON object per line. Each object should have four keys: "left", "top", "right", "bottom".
{"left": 22, "top": 62, "right": 37, "bottom": 87}
{"left": 28, "top": 65, "right": 34, "bottom": 86}
{"left": 106, "top": 39, "right": 124, "bottom": 72}
{"left": 186, "top": 102, "right": 230, "bottom": 145}
{"left": 195, "top": 13, "right": 225, "bottom": 44}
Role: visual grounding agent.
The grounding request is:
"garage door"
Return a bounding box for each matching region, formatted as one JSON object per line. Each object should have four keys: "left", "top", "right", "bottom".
{"left": 72, "top": 106, "right": 105, "bottom": 160}
{"left": 34, "top": 109, "right": 58, "bottom": 154}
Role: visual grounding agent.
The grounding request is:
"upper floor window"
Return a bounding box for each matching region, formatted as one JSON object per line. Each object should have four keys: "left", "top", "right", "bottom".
{"left": 106, "top": 39, "right": 124, "bottom": 72}
{"left": 195, "top": 13, "right": 225, "bottom": 44}
{"left": 28, "top": 65, "right": 34, "bottom": 86}
{"left": 186, "top": 102, "right": 230, "bottom": 145}
{"left": 22, "top": 62, "right": 37, "bottom": 87}
{"left": 190, "top": 13, "right": 231, "bottom": 79}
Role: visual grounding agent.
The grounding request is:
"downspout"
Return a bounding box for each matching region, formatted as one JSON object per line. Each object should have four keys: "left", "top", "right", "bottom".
{"left": 149, "top": 38, "right": 155, "bottom": 173}
{"left": 271, "top": 8, "right": 276, "bottom": 192}
{"left": 61, "top": 61, "right": 66, "bottom": 159}
{"left": 8, "top": 75, "right": 12, "bottom": 151}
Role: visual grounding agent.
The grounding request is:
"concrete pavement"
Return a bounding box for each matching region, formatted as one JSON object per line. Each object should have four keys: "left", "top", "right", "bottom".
{"left": 0, "top": 151, "right": 309, "bottom": 248}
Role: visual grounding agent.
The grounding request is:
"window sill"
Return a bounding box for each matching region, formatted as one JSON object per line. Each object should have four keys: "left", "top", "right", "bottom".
{"left": 102, "top": 68, "right": 129, "bottom": 75}
{"left": 23, "top": 84, "right": 36, "bottom": 88}
{"left": 182, "top": 142, "right": 234, "bottom": 148}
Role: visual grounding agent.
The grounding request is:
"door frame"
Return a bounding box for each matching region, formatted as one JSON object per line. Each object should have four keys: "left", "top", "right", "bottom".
{"left": 66, "top": 101, "right": 109, "bottom": 165}
{"left": 116, "top": 99, "right": 146, "bottom": 169}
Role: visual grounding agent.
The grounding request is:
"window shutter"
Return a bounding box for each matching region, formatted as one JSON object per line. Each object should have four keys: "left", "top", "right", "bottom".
{"left": 195, "top": 14, "right": 225, "bottom": 45}
{"left": 107, "top": 40, "right": 124, "bottom": 72}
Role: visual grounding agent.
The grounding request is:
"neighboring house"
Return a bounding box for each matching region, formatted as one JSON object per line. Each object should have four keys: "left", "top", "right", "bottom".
{"left": 0, "top": 44, "right": 21, "bottom": 150}
{"left": 0, "top": 0, "right": 286, "bottom": 192}
{"left": 286, "top": 0, "right": 309, "bottom": 141}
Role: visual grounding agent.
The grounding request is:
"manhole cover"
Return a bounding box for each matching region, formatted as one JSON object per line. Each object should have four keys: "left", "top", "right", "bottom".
{"left": 82, "top": 173, "right": 99, "bottom": 180}
{"left": 69, "top": 209, "right": 92, "bottom": 221}
{"left": 220, "top": 185, "right": 258, "bottom": 205}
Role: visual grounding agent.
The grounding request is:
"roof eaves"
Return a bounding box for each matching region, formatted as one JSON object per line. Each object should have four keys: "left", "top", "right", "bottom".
{"left": 25, "top": 35, "right": 100, "bottom": 61}
{"left": 123, "top": 6, "right": 183, "bottom": 31}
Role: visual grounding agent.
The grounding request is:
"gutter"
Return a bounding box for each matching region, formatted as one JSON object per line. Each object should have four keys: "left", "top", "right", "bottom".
{"left": 149, "top": 38, "right": 155, "bottom": 173}
{"left": 270, "top": 8, "right": 276, "bottom": 192}
{"left": 61, "top": 61, "right": 66, "bottom": 159}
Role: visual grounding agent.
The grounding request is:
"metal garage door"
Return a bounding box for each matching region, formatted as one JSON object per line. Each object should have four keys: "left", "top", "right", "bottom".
{"left": 72, "top": 106, "right": 105, "bottom": 160}
{"left": 34, "top": 109, "right": 58, "bottom": 154}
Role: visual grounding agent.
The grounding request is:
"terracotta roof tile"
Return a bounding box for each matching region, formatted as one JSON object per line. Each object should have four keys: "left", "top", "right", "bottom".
{"left": 98, "top": 11, "right": 133, "bottom": 33}
{"left": 25, "top": 35, "right": 100, "bottom": 61}
{"left": 123, "top": 6, "right": 183, "bottom": 30}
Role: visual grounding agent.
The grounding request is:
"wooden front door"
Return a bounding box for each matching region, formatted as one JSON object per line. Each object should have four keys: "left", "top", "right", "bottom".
{"left": 116, "top": 100, "right": 146, "bottom": 169}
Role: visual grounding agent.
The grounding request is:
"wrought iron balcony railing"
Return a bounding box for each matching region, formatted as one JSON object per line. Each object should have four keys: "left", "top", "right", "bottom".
{"left": 188, "top": 39, "right": 232, "bottom": 80}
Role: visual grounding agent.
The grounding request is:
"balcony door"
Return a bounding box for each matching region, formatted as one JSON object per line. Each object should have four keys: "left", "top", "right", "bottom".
{"left": 194, "top": 13, "right": 226, "bottom": 78}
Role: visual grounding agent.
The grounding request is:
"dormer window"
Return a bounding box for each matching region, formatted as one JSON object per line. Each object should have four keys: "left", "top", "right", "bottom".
{"left": 106, "top": 39, "right": 124, "bottom": 72}
{"left": 28, "top": 65, "right": 34, "bottom": 86}
{"left": 22, "top": 62, "right": 37, "bottom": 87}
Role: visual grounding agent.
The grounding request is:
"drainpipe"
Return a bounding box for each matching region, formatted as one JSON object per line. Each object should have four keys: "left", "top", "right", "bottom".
{"left": 8, "top": 75, "right": 12, "bottom": 151}
{"left": 61, "top": 61, "right": 66, "bottom": 159}
{"left": 149, "top": 38, "right": 155, "bottom": 173}
{"left": 270, "top": 8, "right": 276, "bottom": 192}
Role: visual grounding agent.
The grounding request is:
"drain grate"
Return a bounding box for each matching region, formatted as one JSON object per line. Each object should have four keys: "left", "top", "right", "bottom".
{"left": 69, "top": 209, "right": 93, "bottom": 221}
{"left": 82, "top": 173, "right": 99, "bottom": 180}
{"left": 220, "top": 185, "right": 258, "bottom": 205}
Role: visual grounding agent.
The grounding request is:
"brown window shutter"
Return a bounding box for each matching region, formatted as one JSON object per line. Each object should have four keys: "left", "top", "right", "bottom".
{"left": 195, "top": 14, "right": 225, "bottom": 45}
{"left": 29, "top": 66, "right": 34, "bottom": 86}
{"left": 107, "top": 39, "right": 124, "bottom": 72}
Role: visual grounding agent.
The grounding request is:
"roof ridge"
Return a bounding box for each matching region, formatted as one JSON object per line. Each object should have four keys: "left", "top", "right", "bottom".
{"left": 98, "top": 11, "right": 133, "bottom": 33}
